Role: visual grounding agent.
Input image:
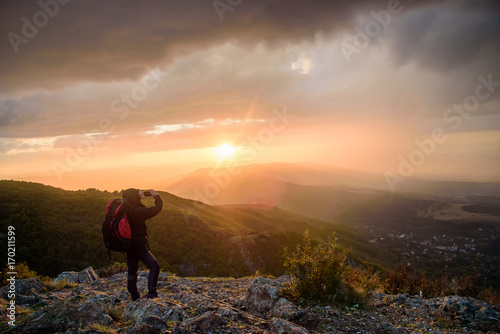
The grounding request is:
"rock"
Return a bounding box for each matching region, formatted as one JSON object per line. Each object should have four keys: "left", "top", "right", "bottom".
{"left": 172, "top": 311, "right": 226, "bottom": 333}
{"left": 245, "top": 277, "right": 280, "bottom": 316}
{"left": 0, "top": 277, "right": 44, "bottom": 301}
{"left": 129, "top": 324, "right": 161, "bottom": 334}
{"left": 382, "top": 293, "right": 409, "bottom": 306}
{"left": 53, "top": 271, "right": 80, "bottom": 283}
{"left": 175, "top": 291, "right": 207, "bottom": 309}
{"left": 404, "top": 296, "right": 425, "bottom": 309}
{"left": 295, "top": 309, "right": 321, "bottom": 330}
{"left": 78, "top": 266, "right": 100, "bottom": 284}
{"left": 143, "top": 315, "right": 168, "bottom": 332}
{"left": 0, "top": 278, "right": 45, "bottom": 306}
{"left": 7, "top": 271, "right": 500, "bottom": 334}
{"left": 439, "top": 295, "right": 477, "bottom": 322}
{"left": 16, "top": 277, "right": 44, "bottom": 295}
{"left": 54, "top": 266, "right": 99, "bottom": 284}
{"left": 388, "top": 328, "right": 404, "bottom": 334}
{"left": 22, "top": 300, "right": 113, "bottom": 332}
{"left": 124, "top": 298, "right": 187, "bottom": 323}
{"left": 16, "top": 293, "right": 41, "bottom": 305}
{"left": 416, "top": 322, "right": 430, "bottom": 330}
{"left": 272, "top": 297, "right": 300, "bottom": 320}
{"left": 269, "top": 317, "right": 310, "bottom": 334}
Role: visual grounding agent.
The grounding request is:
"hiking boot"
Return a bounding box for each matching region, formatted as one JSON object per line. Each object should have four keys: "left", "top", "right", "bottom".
{"left": 146, "top": 291, "right": 158, "bottom": 299}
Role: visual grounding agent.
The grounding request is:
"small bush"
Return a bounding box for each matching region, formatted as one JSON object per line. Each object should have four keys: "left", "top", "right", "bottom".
{"left": 97, "top": 262, "right": 128, "bottom": 277}
{"left": 383, "top": 263, "right": 499, "bottom": 305}
{"left": 345, "top": 266, "right": 382, "bottom": 298}
{"left": 0, "top": 262, "right": 49, "bottom": 286}
{"left": 283, "top": 230, "right": 366, "bottom": 306}
{"left": 43, "top": 279, "right": 79, "bottom": 291}
{"left": 478, "top": 287, "right": 500, "bottom": 306}
{"left": 105, "top": 304, "right": 124, "bottom": 322}
{"left": 384, "top": 263, "right": 422, "bottom": 295}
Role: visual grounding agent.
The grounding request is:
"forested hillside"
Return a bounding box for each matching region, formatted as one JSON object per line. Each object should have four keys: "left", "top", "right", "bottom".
{"left": 0, "top": 180, "right": 394, "bottom": 278}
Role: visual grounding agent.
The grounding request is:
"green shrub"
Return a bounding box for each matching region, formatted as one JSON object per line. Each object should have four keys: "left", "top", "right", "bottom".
{"left": 43, "top": 279, "right": 79, "bottom": 291}
{"left": 104, "top": 304, "right": 124, "bottom": 321}
{"left": 383, "top": 263, "right": 499, "bottom": 305}
{"left": 97, "top": 262, "right": 128, "bottom": 277}
{"left": 282, "top": 230, "right": 364, "bottom": 306}
{"left": 0, "top": 262, "right": 47, "bottom": 286}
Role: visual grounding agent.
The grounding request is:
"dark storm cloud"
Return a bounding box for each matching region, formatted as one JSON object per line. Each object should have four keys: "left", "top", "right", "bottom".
{"left": 1, "top": 0, "right": 499, "bottom": 139}
{"left": 0, "top": 0, "right": 434, "bottom": 95}
{"left": 388, "top": 1, "right": 500, "bottom": 71}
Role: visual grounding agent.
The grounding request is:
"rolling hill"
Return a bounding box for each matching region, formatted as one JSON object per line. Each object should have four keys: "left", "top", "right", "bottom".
{"left": 0, "top": 180, "right": 396, "bottom": 279}
{"left": 153, "top": 162, "right": 500, "bottom": 205}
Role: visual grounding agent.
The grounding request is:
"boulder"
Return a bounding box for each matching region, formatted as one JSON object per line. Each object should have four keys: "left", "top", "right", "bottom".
{"left": 244, "top": 277, "right": 280, "bottom": 316}
{"left": 54, "top": 266, "right": 99, "bottom": 284}
{"left": 437, "top": 295, "right": 499, "bottom": 331}
{"left": 0, "top": 277, "right": 44, "bottom": 295}
{"left": 272, "top": 297, "right": 300, "bottom": 320}
{"left": 22, "top": 300, "right": 113, "bottom": 332}
{"left": 53, "top": 271, "right": 78, "bottom": 283}
{"left": 270, "top": 317, "right": 310, "bottom": 334}
{"left": 14, "top": 277, "right": 44, "bottom": 295}
{"left": 439, "top": 295, "right": 477, "bottom": 322}
{"left": 143, "top": 315, "right": 168, "bottom": 332}
{"left": 129, "top": 324, "right": 161, "bottom": 334}
{"left": 78, "top": 266, "right": 100, "bottom": 283}
{"left": 0, "top": 277, "right": 45, "bottom": 305}
{"left": 382, "top": 293, "right": 409, "bottom": 306}
{"left": 172, "top": 311, "right": 226, "bottom": 334}
{"left": 124, "top": 298, "right": 187, "bottom": 324}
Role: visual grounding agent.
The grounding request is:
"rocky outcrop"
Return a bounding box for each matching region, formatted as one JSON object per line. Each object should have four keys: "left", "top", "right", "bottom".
{"left": 244, "top": 276, "right": 281, "bottom": 316}
{"left": 1, "top": 269, "right": 498, "bottom": 333}
{"left": 269, "top": 318, "right": 309, "bottom": 334}
{"left": 124, "top": 297, "right": 187, "bottom": 324}
{"left": 0, "top": 277, "right": 44, "bottom": 306}
{"left": 23, "top": 300, "right": 114, "bottom": 333}
{"left": 172, "top": 311, "right": 226, "bottom": 333}
{"left": 53, "top": 266, "right": 99, "bottom": 284}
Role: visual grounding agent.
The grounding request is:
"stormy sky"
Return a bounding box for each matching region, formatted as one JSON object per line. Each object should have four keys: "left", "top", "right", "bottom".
{"left": 1, "top": 0, "right": 499, "bottom": 190}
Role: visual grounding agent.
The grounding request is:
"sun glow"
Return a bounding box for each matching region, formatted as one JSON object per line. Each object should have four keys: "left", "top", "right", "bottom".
{"left": 215, "top": 143, "right": 237, "bottom": 159}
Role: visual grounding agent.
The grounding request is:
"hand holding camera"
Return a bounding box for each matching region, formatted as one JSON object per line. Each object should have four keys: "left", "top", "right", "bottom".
{"left": 140, "top": 190, "right": 159, "bottom": 198}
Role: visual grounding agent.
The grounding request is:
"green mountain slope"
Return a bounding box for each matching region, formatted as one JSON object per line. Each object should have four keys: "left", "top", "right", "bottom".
{"left": 0, "top": 180, "right": 396, "bottom": 278}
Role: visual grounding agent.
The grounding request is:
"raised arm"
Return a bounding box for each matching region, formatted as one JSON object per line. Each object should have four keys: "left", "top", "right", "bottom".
{"left": 135, "top": 190, "right": 163, "bottom": 220}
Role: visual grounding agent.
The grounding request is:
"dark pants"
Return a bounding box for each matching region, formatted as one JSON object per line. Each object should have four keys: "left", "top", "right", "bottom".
{"left": 126, "top": 246, "right": 160, "bottom": 300}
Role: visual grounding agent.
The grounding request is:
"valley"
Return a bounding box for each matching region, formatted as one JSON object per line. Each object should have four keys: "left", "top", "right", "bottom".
{"left": 153, "top": 163, "right": 500, "bottom": 288}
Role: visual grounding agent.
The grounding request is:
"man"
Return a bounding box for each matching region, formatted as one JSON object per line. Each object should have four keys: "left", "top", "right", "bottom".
{"left": 122, "top": 188, "right": 163, "bottom": 300}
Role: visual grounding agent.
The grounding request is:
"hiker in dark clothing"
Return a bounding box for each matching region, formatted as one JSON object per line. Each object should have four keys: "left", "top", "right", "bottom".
{"left": 122, "top": 188, "right": 163, "bottom": 300}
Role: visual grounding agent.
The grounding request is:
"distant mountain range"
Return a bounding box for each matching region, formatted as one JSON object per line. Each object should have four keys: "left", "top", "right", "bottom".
{"left": 154, "top": 162, "right": 500, "bottom": 205}
{"left": 153, "top": 163, "right": 500, "bottom": 287}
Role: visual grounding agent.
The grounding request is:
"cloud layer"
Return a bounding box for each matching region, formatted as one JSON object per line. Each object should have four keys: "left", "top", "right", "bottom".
{"left": 0, "top": 0, "right": 499, "bottom": 187}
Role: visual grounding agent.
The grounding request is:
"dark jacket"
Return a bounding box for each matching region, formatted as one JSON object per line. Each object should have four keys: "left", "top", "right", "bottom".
{"left": 123, "top": 189, "right": 163, "bottom": 249}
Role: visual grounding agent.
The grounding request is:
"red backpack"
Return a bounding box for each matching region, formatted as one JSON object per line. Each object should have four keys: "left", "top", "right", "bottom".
{"left": 102, "top": 199, "right": 132, "bottom": 254}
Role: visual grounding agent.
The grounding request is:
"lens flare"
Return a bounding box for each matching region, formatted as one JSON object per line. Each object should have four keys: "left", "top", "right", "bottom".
{"left": 216, "top": 143, "right": 237, "bottom": 159}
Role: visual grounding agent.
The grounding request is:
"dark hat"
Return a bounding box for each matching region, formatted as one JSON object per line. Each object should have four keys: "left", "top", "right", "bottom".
{"left": 123, "top": 188, "right": 142, "bottom": 205}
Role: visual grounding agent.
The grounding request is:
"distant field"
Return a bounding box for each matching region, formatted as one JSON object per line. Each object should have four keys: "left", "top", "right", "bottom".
{"left": 418, "top": 203, "right": 500, "bottom": 223}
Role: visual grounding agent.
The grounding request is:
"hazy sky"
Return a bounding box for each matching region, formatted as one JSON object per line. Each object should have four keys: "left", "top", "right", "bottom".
{"left": 1, "top": 0, "right": 499, "bottom": 190}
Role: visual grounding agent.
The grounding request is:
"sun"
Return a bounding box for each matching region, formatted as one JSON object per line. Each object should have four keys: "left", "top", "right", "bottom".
{"left": 215, "top": 143, "right": 237, "bottom": 159}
